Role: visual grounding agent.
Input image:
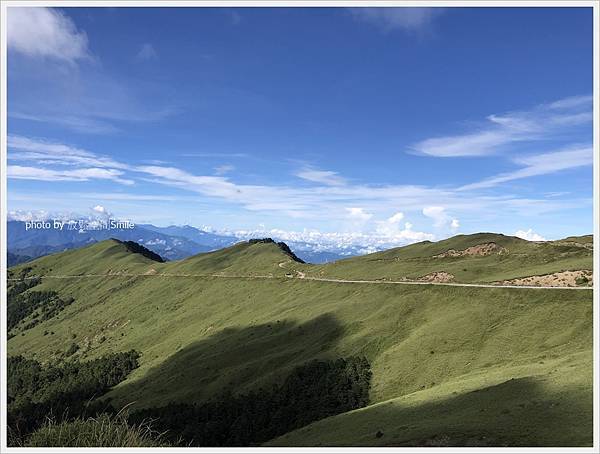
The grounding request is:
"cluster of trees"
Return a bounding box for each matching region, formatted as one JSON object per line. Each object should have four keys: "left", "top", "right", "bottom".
{"left": 7, "top": 351, "right": 140, "bottom": 445}
{"left": 7, "top": 277, "right": 40, "bottom": 300}
{"left": 7, "top": 271, "right": 76, "bottom": 339}
{"left": 130, "top": 356, "right": 371, "bottom": 446}
{"left": 9, "top": 353, "right": 370, "bottom": 447}
{"left": 120, "top": 240, "right": 165, "bottom": 262}
{"left": 8, "top": 288, "right": 74, "bottom": 338}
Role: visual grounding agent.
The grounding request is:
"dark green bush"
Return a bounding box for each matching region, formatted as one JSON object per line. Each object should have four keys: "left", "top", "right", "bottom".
{"left": 575, "top": 275, "right": 589, "bottom": 286}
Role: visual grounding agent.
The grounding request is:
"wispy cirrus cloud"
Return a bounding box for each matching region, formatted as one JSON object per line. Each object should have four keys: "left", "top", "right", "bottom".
{"left": 7, "top": 165, "right": 134, "bottom": 185}
{"left": 7, "top": 134, "right": 133, "bottom": 185}
{"left": 349, "top": 7, "right": 444, "bottom": 33}
{"left": 136, "top": 162, "right": 578, "bottom": 223}
{"left": 8, "top": 134, "right": 129, "bottom": 169}
{"left": 459, "top": 146, "right": 592, "bottom": 190}
{"left": 296, "top": 167, "right": 347, "bottom": 186}
{"left": 412, "top": 95, "right": 592, "bottom": 157}
{"left": 8, "top": 130, "right": 590, "bottom": 240}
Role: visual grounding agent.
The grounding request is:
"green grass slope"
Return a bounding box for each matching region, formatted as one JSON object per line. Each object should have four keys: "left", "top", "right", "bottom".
{"left": 304, "top": 233, "right": 592, "bottom": 283}
{"left": 556, "top": 234, "right": 593, "bottom": 244}
{"left": 268, "top": 352, "right": 591, "bottom": 447}
{"left": 165, "top": 239, "right": 303, "bottom": 276}
{"left": 9, "top": 239, "right": 161, "bottom": 277}
{"left": 7, "top": 236, "right": 593, "bottom": 446}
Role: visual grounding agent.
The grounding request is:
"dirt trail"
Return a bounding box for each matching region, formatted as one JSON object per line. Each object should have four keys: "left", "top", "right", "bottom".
{"left": 278, "top": 260, "right": 305, "bottom": 279}
{"left": 7, "top": 272, "right": 593, "bottom": 290}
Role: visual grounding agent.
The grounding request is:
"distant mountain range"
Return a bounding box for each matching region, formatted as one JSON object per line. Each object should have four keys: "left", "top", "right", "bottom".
{"left": 6, "top": 220, "right": 349, "bottom": 265}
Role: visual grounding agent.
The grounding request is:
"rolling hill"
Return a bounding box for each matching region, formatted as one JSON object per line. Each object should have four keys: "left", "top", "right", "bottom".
{"left": 301, "top": 233, "right": 593, "bottom": 285}
{"left": 6, "top": 233, "right": 594, "bottom": 446}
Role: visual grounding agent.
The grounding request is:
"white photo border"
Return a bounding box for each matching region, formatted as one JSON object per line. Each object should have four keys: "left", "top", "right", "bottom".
{"left": 0, "top": 1, "right": 597, "bottom": 453}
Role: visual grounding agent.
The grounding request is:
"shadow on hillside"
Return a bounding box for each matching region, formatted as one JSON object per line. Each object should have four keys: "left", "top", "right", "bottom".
{"left": 111, "top": 313, "right": 345, "bottom": 409}
{"left": 270, "top": 375, "right": 592, "bottom": 447}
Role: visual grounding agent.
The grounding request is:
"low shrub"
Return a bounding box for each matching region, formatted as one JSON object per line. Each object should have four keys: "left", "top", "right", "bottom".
{"left": 25, "top": 413, "right": 167, "bottom": 447}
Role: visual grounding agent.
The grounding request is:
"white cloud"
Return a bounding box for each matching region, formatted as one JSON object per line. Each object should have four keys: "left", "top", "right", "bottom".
{"left": 515, "top": 229, "right": 546, "bottom": 242}
{"left": 373, "top": 211, "right": 433, "bottom": 243}
{"left": 137, "top": 162, "right": 580, "bottom": 222}
{"left": 412, "top": 95, "right": 592, "bottom": 157}
{"left": 7, "top": 135, "right": 134, "bottom": 186}
{"left": 8, "top": 11, "right": 177, "bottom": 136}
{"left": 346, "top": 207, "right": 373, "bottom": 221}
{"left": 7, "top": 165, "right": 134, "bottom": 185}
{"left": 8, "top": 210, "right": 52, "bottom": 222}
{"left": 92, "top": 205, "right": 109, "bottom": 214}
{"left": 8, "top": 209, "right": 129, "bottom": 224}
{"left": 296, "top": 167, "right": 347, "bottom": 186}
{"left": 422, "top": 206, "right": 446, "bottom": 227}
{"left": 388, "top": 212, "right": 404, "bottom": 224}
{"left": 547, "top": 95, "right": 592, "bottom": 110}
{"left": 135, "top": 43, "right": 158, "bottom": 61}
{"left": 7, "top": 7, "right": 91, "bottom": 64}
{"left": 375, "top": 212, "right": 404, "bottom": 235}
{"left": 227, "top": 224, "right": 434, "bottom": 255}
{"left": 460, "top": 146, "right": 593, "bottom": 190}
{"left": 137, "top": 165, "right": 241, "bottom": 198}
{"left": 91, "top": 204, "right": 114, "bottom": 220}
{"left": 422, "top": 206, "right": 460, "bottom": 231}
{"left": 8, "top": 136, "right": 588, "bottom": 232}
{"left": 350, "top": 7, "right": 444, "bottom": 32}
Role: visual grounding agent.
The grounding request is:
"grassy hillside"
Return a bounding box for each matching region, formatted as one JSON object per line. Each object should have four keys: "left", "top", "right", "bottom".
{"left": 268, "top": 351, "right": 591, "bottom": 447}
{"left": 301, "top": 233, "right": 592, "bottom": 283}
{"left": 6, "top": 234, "right": 594, "bottom": 446}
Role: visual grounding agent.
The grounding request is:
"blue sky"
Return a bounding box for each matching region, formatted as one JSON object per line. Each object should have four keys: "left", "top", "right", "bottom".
{"left": 6, "top": 6, "right": 594, "bottom": 249}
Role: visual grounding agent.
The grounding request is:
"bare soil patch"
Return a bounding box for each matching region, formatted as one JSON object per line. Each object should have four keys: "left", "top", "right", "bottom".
{"left": 434, "top": 242, "right": 508, "bottom": 258}
{"left": 497, "top": 270, "right": 593, "bottom": 287}
{"left": 418, "top": 271, "right": 455, "bottom": 283}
